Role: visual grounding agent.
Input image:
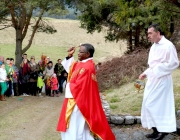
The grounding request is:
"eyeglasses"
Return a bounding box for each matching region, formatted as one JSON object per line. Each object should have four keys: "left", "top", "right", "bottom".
{"left": 31, "top": 58, "right": 34, "bottom": 59}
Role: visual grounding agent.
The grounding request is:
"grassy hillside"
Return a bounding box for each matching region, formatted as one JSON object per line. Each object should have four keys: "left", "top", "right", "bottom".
{"left": 0, "top": 18, "right": 180, "bottom": 116}
{"left": 0, "top": 18, "right": 127, "bottom": 63}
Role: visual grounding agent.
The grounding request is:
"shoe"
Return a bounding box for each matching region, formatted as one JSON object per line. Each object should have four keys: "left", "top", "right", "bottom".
{"left": 39, "top": 93, "right": 43, "bottom": 97}
{"left": 25, "top": 93, "right": 29, "bottom": 96}
{"left": 56, "top": 94, "right": 59, "bottom": 97}
{"left": 145, "top": 132, "right": 158, "bottom": 138}
{"left": 51, "top": 94, "right": 54, "bottom": 97}
{"left": 23, "top": 93, "right": 29, "bottom": 96}
{"left": 152, "top": 132, "right": 166, "bottom": 140}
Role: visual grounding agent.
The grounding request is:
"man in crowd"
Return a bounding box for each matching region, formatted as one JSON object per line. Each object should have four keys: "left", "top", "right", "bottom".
{"left": 54, "top": 59, "right": 65, "bottom": 93}
{"left": 57, "top": 43, "right": 115, "bottom": 140}
{"left": 22, "top": 53, "right": 29, "bottom": 62}
{"left": 10, "top": 58, "right": 19, "bottom": 96}
{"left": 139, "top": 24, "right": 179, "bottom": 140}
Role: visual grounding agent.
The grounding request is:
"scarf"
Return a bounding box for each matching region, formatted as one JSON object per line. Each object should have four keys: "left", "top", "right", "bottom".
{"left": 22, "top": 63, "right": 30, "bottom": 76}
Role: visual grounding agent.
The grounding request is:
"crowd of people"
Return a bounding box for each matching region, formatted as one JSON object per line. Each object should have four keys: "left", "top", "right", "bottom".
{"left": 0, "top": 54, "right": 68, "bottom": 101}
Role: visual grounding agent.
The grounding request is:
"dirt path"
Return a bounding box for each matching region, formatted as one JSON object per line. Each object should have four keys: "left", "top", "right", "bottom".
{"left": 1, "top": 94, "right": 179, "bottom": 140}
{"left": 0, "top": 94, "right": 64, "bottom": 140}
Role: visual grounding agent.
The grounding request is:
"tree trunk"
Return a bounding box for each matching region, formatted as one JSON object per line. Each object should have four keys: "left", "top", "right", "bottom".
{"left": 15, "top": 28, "right": 23, "bottom": 69}
{"left": 128, "top": 30, "right": 132, "bottom": 52}
{"left": 135, "top": 26, "right": 140, "bottom": 48}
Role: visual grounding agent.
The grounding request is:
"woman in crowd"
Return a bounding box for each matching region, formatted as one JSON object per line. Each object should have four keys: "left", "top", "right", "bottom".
{"left": 19, "top": 58, "right": 31, "bottom": 96}
{"left": 43, "top": 61, "right": 54, "bottom": 96}
{"left": 0, "top": 63, "right": 8, "bottom": 101}
{"left": 29, "top": 56, "right": 39, "bottom": 96}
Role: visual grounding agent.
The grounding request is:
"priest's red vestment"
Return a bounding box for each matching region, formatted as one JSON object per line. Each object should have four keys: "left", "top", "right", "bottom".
{"left": 57, "top": 59, "right": 115, "bottom": 140}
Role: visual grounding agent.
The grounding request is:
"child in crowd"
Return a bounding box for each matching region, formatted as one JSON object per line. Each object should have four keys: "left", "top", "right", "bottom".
{"left": 50, "top": 73, "right": 59, "bottom": 97}
{"left": 37, "top": 72, "right": 44, "bottom": 97}
{"left": 0, "top": 63, "right": 8, "bottom": 101}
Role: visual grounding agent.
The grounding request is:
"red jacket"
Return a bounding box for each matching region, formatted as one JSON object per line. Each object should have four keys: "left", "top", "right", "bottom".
{"left": 50, "top": 77, "right": 58, "bottom": 90}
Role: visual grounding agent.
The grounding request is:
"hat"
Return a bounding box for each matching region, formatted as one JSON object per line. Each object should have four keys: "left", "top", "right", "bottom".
{"left": 38, "top": 72, "right": 43, "bottom": 77}
{"left": 52, "top": 73, "right": 56, "bottom": 77}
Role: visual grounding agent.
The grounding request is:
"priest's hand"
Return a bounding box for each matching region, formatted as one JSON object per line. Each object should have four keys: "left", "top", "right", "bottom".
{"left": 67, "top": 47, "right": 76, "bottom": 57}
{"left": 139, "top": 73, "right": 146, "bottom": 80}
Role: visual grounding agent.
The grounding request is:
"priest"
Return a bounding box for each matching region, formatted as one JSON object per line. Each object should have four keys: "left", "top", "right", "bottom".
{"left": 57, "top": 43, "right": 115, "bottom": 140}
{"left": 139, "top": 24, "right": 179, "bottom": 140}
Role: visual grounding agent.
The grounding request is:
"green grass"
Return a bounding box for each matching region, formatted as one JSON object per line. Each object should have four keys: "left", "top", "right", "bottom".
{"left": 105, "top": 68, "right": 180, "bottom": 116}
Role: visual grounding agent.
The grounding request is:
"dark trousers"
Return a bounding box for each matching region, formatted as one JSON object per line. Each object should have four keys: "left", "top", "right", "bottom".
{"left": 5, "top": 81, "right": 13, "bottom": 97}
{"left": 13, "top": 83, "right": 19, "bottom": 96}
{"left": 29, "top": 82, "right": 37, "bottom": 96}
{"left": 37, "top": 87, "right": 42, "bottom": 93}
{"left": 52, "top": 90, "right": 58, "bottom": 94}
{"left": 21, "top": 83, "right": 29, "bottom": 95}
{"left": 58, "top": 77, "right": 66, "bottom": 93}
{"left": 46, "top": 86, "right": 51, "bottom": 96}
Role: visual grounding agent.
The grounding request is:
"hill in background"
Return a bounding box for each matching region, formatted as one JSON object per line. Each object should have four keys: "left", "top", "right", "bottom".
{"left": 0, "top": 18, "right": 127, "bottom": 63}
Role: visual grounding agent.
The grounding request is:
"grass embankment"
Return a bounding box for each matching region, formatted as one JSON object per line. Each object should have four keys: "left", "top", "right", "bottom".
{"left": 105, "top": 67, "right": 180, "bottom": 116}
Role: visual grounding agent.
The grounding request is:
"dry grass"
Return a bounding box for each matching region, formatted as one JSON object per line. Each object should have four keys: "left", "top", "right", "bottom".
{"left": 105, "top": 67, "right": 180, "bottom": 116}
{"left": 0, "top": 18, "right": 127, "bottom": 63}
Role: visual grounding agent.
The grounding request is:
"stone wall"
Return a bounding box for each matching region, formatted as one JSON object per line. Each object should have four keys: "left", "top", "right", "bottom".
{"left": 100, "top": 93, "right": 180, "bottom": 136}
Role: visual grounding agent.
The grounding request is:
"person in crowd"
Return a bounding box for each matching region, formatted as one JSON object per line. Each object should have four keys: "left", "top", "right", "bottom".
{"left": 50, "top": 73, "right": 59, "bottom": 97}
{"left": 0, "top": 63, "right": 8, "bottom": 101}
{"left": 43, "top": 61, "right": 54, "bottom": 96}
{"left": 54, "top": 59, "right": 65, "bottom": 94}
{"left": 19, "top": 58, "right": 31, "bottom": 96}
{"left": 37, "top": 72, "right": 44, "bottom": 97}
{"left": 0, "top": 56, "right": 4, "bottom": 63}
{"left": 95, "top": 62, "right": 101, "bottom": 72}
{"left": 5, "top": 58, "right": 13, "bottom": 97}
{"left": 61, "top": 70, "right": 68, "bottom": 93}
{"left": 139, "top": 24, "right": 179, "bottom": 140}
{"left": 57, "top": 44, "right": 115, "bottom": 140}
{"left": 46, "top": 56, "right": 50, "bottom": 64}
{"left": 10, "top": 58, "right": 19, "bottom": 96}
{"left": 29, "top": 56, "right": 39, "bottom": 96}
{"left": 22, "top": 53, "right": 29, "bottom": 62}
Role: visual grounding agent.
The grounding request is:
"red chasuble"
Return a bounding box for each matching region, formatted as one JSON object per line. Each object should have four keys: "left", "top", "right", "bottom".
{"left": 57, "top": 59, "right": 115, "bottom": 140}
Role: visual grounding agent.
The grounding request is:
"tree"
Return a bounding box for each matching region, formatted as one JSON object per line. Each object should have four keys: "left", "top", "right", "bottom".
{"left": 0, "top": 0, "right": 68, "bottom": 67}
{"left": 67, "top": 0, "right": 180, "bottom": 52}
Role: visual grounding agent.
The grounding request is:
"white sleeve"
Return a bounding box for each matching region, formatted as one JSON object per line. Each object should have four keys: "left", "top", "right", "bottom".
{"left": 61, "top": 57, "right": 75, "bottom": 73}
{"left": 153, "top": 46, "right": 179, "bottom": 78}
{"left": 65, "top": 83, "right": 73, "bottom": 98}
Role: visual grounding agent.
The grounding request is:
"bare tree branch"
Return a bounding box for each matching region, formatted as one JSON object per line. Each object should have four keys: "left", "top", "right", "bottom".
{"left": 22, "top": 5, "right": 33, "bottom": 40}
{"left": 22, "top": 8, "right": 45, "bottom": 53}
{"left": 0, "top": 24, "right": 13, "bottom": 30}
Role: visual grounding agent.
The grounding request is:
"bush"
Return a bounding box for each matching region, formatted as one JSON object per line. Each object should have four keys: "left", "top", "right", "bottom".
{"left": 97, "top": 48, "right": 149, "bottom": 92}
